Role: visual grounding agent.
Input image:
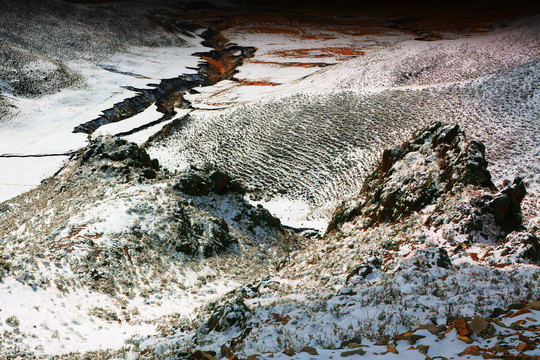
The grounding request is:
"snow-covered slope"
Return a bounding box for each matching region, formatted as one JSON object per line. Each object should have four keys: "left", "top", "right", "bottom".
{"left": 0, "top": 137, "right": 293, "bottom": 356}
{"left": 147, "top": 16, "right": 540, "bottom": 227}
{"left": 133, "top": 122, "right": 540, "bottom": 360}
{"left": 0, "top": 0, "right": 208, "bottom": 203}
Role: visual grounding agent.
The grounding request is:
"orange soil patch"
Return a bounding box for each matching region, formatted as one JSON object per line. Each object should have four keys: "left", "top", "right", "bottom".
{"left": 248, "top": 59, "right": 330, "bottom": 67}
{"left": 269, "top": 47, "right": 364, "bottom": 58}
{"left": 236, "top": 79, "right": 279, "bottom": 86}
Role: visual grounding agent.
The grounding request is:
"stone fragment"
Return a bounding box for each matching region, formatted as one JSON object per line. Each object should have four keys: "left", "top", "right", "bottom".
{"left": 458, "top": 336, "right": 473, "bottom": 344}
{"left": 404, "top": 334, "right": 425, "bottom": 345}
{"left": 283, "top": 348, "right": 295, "bottom": 356}
{"left": 528, "top": 300, "right": 540, "bottom": 310}
{"left": 300, "top": 346, "right": 318, "bottom": 355}
{"left": 141, "top": 167, "right": 156, "bottom": 179}
{"left": 417, "top": 345, "right": 429, "bottom": 355}
{"left": 454, "top": 318, "right": 472, "bottom": 336}
{"left": 421, "top": 324, "right": 446, "bottom": 334}
{"left": 191, "top": 350, "right": 218, "bottom": 360}
{"left": 470, "top": 316, "right": 495, "bottom": 338}
{"left": 221, "top": 344, "right": 233, "bottom": 359}
{"left": 386, "top": 344, "right": 399, "bottom": 354}
{"left": 509, "top": 308, "right": 532, "bottom": 318}
{"left": 458, "top": 345, "right": 480, "bottom": 357}
{"left": 210, "top": 170, "right": 229, "bottom": 194}
{"left": 341, "top": 349, "right": 365, "bottom": 357}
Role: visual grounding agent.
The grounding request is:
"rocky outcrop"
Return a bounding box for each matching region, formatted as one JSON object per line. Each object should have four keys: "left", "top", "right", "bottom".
{"left": 81, "top": 136, "right": 160, "bottom": 180}
{"left": 487, "top": 177, "right": 527, "bottom": 232}
{"left": 174, "top": 168, "right": 245, "bottom": 196}
{"left": 205, "top": 297, "right": 249, "bottom": 333}
{"left": 327, "top": 122, "right": 523, "bottom": 235}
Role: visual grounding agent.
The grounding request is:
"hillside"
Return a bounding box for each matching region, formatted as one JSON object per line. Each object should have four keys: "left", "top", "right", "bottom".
{"left": 0, "top": 1, "right": 539, "bottom": 359}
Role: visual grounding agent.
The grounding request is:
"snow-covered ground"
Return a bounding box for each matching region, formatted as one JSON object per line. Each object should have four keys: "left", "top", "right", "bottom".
{"left": 0, "top": 41, "right": 207, "bottom": 203}
{"left": 0, "top": 270, "right": 236, "bottom": 355}
{"left": 0, "top": 0, "right": 209, "bottom": 203}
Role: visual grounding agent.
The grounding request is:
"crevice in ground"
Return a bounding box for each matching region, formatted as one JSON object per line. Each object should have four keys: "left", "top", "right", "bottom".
{"left": 72, "top": 26, "right": 256, "bottom": 135}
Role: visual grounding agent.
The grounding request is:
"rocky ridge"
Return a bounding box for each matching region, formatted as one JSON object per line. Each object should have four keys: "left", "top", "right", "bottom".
{"left": 0, "top": 136, "right": 298, "bottom": 357}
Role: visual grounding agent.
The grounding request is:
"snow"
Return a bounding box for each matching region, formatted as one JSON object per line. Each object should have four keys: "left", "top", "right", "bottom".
{"left": 148, "top": 15, "right": 540, "bottom": 229}
{"left": 0, "top": 271, "right": 237, "bottom": 355}
{"left": 0, "top": 37, "right": 207, "bottom": 204}
{"left": 246, "top": 196, "right": 327, "bottom": 232}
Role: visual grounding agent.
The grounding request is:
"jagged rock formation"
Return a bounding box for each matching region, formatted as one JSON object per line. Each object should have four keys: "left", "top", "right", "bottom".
{"left": 327, "top": 122, "right": 495, "bottom": 231}
{"left": 327, "top": 122, "right": 537, "bottom": 262}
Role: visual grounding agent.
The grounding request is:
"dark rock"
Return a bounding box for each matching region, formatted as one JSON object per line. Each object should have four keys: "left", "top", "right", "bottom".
{"left": 81, "top": 136, "right": 156, "bottom": 174}
{"left": 341, "top": 336, "right": 362, "bottom": 348}
{"left": 175, "top": 241, "right": 195, "bottom": 256}
{"left": 174, "top": 172, "right": 210, "bottom": 196}
{"left": 417, "top": 345, "right": 429, "bottom": 355}
{"left": 150, "top": 158, "right": 160, "bottom": 170}
{"left": 508, "top": 303, "right": 523, "bottom": 310}
{"left": 228, "top": 180, "right": 246, "bottom": 194}
{"left": 191, "top": 350, "right": 218, "bottom": 360}
{"left": 421, "top": 324, "right": 446, "bottom": 335}
{"left": 210, "top": 170, "right": 229, "bottom": 194}
{"left": 326, "top": 122, "right": 499, "bottom": 233}
{"left": 89, "top": 269, "right": 103, "bottom": 281}
{"left": 220, "top": 344, "right": 233, "bottom": 359}
{"left": 435, "top": 248, "right": 452, "bottom": 269}
{"left": 432, "top": 124, "right": 459, "bottom": 146}
{"left": 469, "top": 316, "right": 495, "bottom": 338}
{"left": 141, "top": 167, "right": 157, "bottom": 179}
{"left": 283, "top": 348, "right": 295, "bottom": 356}
{"left": 489, "top": 307, "right": 506, "bottom": 318}
{"left": 403, "top": 334, "right": 425, "bottom": 345}
{"left": 341, "top": 349, "right": 365, "bottom": 357}
{"left": 300, "top": 346, "right": 318, "bottom": 355}
{"left": 487, "top": 177, "right": 527, "bottom": 232}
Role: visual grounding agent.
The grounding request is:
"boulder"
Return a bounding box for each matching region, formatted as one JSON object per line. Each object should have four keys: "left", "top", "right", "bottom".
{"left": 453, "top": 318, "right": 472, "bottom": 337}
{"left": 174, "top": 172, "right": 209, "bottom": 196}
{"left": 300, "top": 346, "right": 318, "bottom": 355}
{"left": 209, "top": 170, "right": 229, "bottom": 194}
{"left": 488, "top": 177, "right": 527, "bottom": 231}
{"left": 341, "top": 349, "right": 365, "bottom": 357}
{"left": 469, "top": 316, "right": 495, "bottom": 338}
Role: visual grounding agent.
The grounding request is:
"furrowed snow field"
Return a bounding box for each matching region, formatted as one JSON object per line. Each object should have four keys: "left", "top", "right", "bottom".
{"left": 148, "top": 16, "right": 540, "bottom": 228}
